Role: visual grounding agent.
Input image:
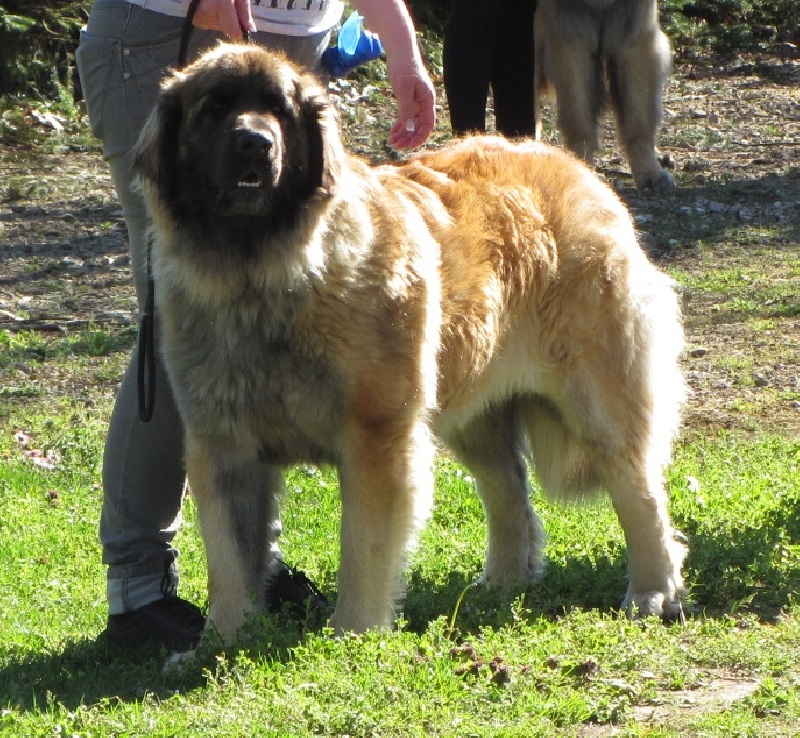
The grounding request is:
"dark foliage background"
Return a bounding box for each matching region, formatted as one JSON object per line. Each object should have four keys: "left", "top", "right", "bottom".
{"left": 0, "top": 1, "right": 798, "bottom": 99}
{"left": 0, "top": 2, "right": 89, "bottom": 99}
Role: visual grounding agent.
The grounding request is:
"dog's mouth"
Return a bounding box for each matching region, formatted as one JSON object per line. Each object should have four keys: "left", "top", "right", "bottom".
{"left": 213, "top": 164, "right": 274, "bottom": 216}
{"left": 237, "top": 170, "right": 265, "bottom": 190}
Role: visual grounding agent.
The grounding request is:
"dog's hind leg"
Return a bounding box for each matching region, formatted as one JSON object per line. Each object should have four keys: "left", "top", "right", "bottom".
{"left": 547, "top": 333, "right": 686, "bottom": 619}
{"left": 607, "top": 27, "right": 674, "bottom": 190}
{"left": 596, "top": 446, "right": 686, "bottom": 619}
{"left": 534, "top": 1, "right": 604, "bottom": 161}
{"left": 330, "top": 420, "right": 435, "bottom": 634}
{"left": 445, "top": 402, "right": 545, "bottom": 587}
{"left": 186, "top": 434, "right": 284, "bottom": 646}
{"left": 545, "top": 383, "right": 685, "bottom": 618}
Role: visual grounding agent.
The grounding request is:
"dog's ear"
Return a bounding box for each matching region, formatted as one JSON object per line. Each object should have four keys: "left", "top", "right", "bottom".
{"left": 298, "top": 79, "right": 343, "bottom": 198}
{"left": 133, "top": 85, "right": 183, "bottom": 202}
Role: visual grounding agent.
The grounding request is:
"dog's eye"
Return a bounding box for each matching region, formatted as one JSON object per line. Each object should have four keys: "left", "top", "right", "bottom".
{"left": 255, "top": 92, "right": 291, "bottom": 118}
{"left": 200, "top": 92, "right": 233, "bottom": 116}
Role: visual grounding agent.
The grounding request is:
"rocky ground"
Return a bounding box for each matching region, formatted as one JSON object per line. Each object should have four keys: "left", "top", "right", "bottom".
{"left": 1, "top": 52, "right": 798, "bottom": 437}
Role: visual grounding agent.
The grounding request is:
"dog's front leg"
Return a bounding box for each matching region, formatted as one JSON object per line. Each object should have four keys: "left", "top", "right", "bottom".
{"left": 330, "top": 422, "right": 434, "bottom": 634}
{"left": 186, "top": 434, "right": 283, "bottom": 646}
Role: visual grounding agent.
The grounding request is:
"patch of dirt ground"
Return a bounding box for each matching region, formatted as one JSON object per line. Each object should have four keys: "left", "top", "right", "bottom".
{"left": 1, "top": 53, "right": 799, "bottom": 436}
{"left": 577, "top": 669, "right": 762, "bottom": 736}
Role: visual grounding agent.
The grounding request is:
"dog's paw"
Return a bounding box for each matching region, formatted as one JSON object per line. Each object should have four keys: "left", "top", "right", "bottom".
{"left": 634, "top": 168, "right": 676, "bottom": 191}
{"left": 480, "top": 510, "right": 546, "bottom": 587}
{"left": 328, "top": 604, "right": 392, "bottom": 636}
{"left": 478, "top": 555, "right": 546, "bottom": 589}
{"left": 622, "top": 589, "right": 685, "bottom": 622}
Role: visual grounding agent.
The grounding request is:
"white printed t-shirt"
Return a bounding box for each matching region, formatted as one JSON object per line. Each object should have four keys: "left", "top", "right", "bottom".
{"left": 126, "top": 0, "right": 345, "bottom": 36}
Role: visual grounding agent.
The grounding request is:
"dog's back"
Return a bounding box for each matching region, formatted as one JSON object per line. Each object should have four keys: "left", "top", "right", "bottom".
{"left": 394, "top": 135, "right": 683, "bottom": 461}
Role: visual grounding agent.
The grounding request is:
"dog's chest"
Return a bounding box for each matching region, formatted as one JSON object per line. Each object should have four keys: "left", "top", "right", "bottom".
{"left": 165, "top": 298, "right": 345, "bottom": 462}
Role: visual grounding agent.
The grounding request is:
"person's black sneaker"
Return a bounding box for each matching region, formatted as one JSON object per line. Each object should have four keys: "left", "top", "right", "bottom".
{"left": 106, "top": 596, "right": 205, "bottom": 652}
{"left": 265, "top": 560, "right": 331, "bottom": 621}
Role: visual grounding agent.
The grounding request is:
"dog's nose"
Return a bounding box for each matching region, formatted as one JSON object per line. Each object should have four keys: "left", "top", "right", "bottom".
{"left": 233, "top": 128, "right": 273, "bottom": 155}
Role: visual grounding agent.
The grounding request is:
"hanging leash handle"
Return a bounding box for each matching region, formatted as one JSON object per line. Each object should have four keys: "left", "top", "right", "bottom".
{"left": 137, "top": 0, "right": 200, "bottom": 423}
{"left": 137, "top": 285, "right": 156, "bottom": 422}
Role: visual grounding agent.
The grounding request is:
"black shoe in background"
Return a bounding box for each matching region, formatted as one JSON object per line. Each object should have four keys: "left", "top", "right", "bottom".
{"left": 266, "top": 561, "right": 331, "bottom": 621}
{"left": 106, "top": 562, "right": 328, "bottom": 652}
{"left": 106, "top": 596, "right": 205, "bottom": 652}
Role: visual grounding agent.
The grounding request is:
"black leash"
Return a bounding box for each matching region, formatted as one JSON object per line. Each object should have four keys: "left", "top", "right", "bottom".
{"left": 138, "top": 0, "right": 250, "bottom": 422}
{"left": 178, "top": 0, "right": 204, "bottom": 69}
{"left": 137, "top": 234, "right": 157, "bottom": 422}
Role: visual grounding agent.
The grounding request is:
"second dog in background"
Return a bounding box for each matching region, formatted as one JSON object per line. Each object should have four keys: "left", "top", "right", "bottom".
{"left": 534, "top": 0, "right": 675, "bottom": 189}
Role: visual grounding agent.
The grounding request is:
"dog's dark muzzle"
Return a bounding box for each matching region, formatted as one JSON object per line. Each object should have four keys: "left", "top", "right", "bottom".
{"left": 215, "top": 116, "right": 282, "bottom": 216}
{"left": 232, "top": 127, "right": 272, "bottom": 187}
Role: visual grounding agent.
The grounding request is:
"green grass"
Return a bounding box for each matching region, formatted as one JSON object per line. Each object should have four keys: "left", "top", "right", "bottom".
{"left": 0, "top": 325, "right": 137, "bottom": 366}
{"left": 1, "top": 378, "right": 799, "bottom": 735}
{"left": 1, "top": 14, "right": 799, "bottom": 729}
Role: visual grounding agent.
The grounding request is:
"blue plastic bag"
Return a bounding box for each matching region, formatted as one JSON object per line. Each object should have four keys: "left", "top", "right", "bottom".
{"left": 322, "top": 12, "right": 383, "bottom": 77}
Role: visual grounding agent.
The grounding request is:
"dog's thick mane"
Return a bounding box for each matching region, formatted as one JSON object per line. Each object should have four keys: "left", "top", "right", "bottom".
{"left": 134, "top": 42, "right": 343, "bottom": 264}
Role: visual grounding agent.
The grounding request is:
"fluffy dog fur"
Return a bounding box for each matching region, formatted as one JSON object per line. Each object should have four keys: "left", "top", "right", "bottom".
{"left": 534, "top": 0, "right": 675, "bottom": 189}
{"left": 134, "top": 43, "right": 687, "bottom": 647}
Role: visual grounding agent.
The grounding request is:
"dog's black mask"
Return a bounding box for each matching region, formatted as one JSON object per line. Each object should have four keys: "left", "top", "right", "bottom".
{"left": 134, "top": 48, "right": 340, "bottom": 251}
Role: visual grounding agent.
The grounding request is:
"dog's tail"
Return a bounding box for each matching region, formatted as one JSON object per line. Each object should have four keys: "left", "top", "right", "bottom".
{"left": 518, "top": 264, "right": 686, "bottom": 505}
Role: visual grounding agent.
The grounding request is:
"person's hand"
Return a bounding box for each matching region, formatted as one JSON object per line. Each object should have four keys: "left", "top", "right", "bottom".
{"left": 351, "top": 0, "right": 435, "bottom": 149}
{"left": 385, "top": 63, "right": 436, "bottom": 149}
{"left": 387, "top": 54, "right": 436, "bottom": 149}
{"left": 188, "top": 0, "right": 256, "bottom": 38}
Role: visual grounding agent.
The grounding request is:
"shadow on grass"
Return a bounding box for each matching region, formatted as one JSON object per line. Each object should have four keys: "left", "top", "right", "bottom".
{"left": 681, "top": 515, "right": 800, "bottom": 620}
{"left": 0, "top": 635, "right": 200, "bottom": 711}
{"left": 1, "top": 570, "right": 618, "bottom": 714}
{"left": 0, "top": 611, "right": 316, "bottom": 712}
{"left": 3, "top": 508, "right": 798, "bottom": 713}
{"left": 404, "top": 507, "right": 800, "bottom": 633}
{"left": 403, "top": 554, "right": 632, "bottom": 637}
{"left": 618, "top": 169, "right": 800, "bottom": 256}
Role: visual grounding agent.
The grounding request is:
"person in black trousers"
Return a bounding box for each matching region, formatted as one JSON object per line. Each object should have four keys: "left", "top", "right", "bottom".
{"left": 443, "top": 0, "right": 537, "bottom": 138}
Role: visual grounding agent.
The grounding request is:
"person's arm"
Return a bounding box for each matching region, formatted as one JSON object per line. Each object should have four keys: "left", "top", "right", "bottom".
{"left": 350, "top": 0, "right": 436, "bottom": 148}
{"left": 188, "top": 0, "right": 435, "bottom": 148}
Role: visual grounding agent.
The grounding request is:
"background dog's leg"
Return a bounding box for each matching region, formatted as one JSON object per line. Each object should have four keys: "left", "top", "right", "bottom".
{"left": 607, "top": 28, "right": 674, "bottom": 189}
{"left": 446, "top": 402, "right": 545, "bottom": 587}
{"left": 330, "top": 421, "right": 434, "bottom": 634}
{"left": 187, "top": 435, "right": 283, "bottom": 645}
{"left": 546, "top": 43, "right": 604, "bottom": 163}
{"left": 533, "top": 38, "right": 544, "bottom": 141}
